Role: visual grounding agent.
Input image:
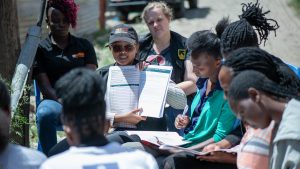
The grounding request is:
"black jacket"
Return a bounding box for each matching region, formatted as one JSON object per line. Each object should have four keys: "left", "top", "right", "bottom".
{"left": 138, "top": 31, "right": 189, "bottom": 84}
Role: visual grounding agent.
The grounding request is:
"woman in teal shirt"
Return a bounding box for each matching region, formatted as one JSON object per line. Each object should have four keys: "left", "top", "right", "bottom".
{"left": 175, "top": 28, "right": 236, "bottom": 149}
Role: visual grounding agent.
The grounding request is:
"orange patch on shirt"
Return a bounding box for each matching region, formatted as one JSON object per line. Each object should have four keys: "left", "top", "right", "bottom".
{"left": 73, "top": 52, "right": 85, "bottom": 58}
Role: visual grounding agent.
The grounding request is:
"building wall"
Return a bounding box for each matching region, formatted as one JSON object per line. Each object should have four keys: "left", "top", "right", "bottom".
{"left": 17, "top": 0, "right": 100, "bottom": 44}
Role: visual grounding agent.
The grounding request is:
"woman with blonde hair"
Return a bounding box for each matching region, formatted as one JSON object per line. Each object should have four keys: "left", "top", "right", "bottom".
{"left": 138, "top": 1, "right": 197, "bottom": 131}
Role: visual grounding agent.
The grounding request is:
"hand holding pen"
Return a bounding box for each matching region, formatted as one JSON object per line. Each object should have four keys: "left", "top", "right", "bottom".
{"left": 175, "top": 105, "right": 190, "bottom": 129}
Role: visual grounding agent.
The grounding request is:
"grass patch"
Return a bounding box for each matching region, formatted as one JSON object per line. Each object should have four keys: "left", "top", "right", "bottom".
{"left": 289, "top": 0, "right": 300, "bottom": 15}
{"left": 92, "top": 28, "right": 115, "bottom": 67}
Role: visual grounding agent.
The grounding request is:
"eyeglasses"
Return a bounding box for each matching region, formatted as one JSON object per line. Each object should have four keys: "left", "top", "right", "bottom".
{"left": 110, "top": 44, "right": 135, "bottom": 53}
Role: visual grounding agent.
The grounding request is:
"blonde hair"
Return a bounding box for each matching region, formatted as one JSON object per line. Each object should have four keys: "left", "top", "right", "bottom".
{"left": 141, "top": 1, "right": 173, "bottom": 22}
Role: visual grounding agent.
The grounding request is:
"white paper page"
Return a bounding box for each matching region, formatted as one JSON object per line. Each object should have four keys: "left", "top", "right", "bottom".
{"left": 138, "top": 65, "right": 172, "bottom": 118}
{"left": 106, "top": 66, "right": 140, "bottom": 114}
{"left": 125, "top": 131, "right": 190, "bottom": 146}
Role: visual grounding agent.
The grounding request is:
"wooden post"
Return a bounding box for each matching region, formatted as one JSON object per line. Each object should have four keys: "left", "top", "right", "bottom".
{"left": 99, "top": 0, "right": 106, "bottom": 31}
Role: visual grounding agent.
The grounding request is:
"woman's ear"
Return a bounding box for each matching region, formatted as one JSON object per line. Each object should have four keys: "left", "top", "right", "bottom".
{"left": 248, "top": 87, "right": 261, "bottom": 103}
{"left": 216, "top": 58, "right": 222, "bottom": 67}
{"left": 135, "top": 44, "right": 140, "bottom": 52}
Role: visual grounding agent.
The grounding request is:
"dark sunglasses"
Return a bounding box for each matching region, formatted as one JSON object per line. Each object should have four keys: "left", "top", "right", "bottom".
{"left": 110, "top": 44, "right": 135, "bottom": 53}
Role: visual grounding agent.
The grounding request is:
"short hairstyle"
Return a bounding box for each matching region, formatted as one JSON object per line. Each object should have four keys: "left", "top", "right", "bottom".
{"left": 46, "top": 0, "right": 79, "bottom": 28}
{"left": 221, "top": 0, "right": 279, "bottom": 56}
{"left": 228, "top": 70, "right": 299, "bottom": 102}
{"left": 187, "top": 19, "right": 228, "bottom": 60}
{"left": 224, "top": 47, "right": 300, "bottom": 95}
{"left": 141, "top": 1, "right": 173, "bottom": 22}
{"left": 55, "top": 68, "right": 106, "bottom": 143}
{"left": 0, "top": 79, "right": 10, "bottom": 112}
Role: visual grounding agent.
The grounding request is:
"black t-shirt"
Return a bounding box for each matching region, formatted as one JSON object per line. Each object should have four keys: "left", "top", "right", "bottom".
{"left": 138, "top": 31, "right": 189, "bottom": 84}
{"left": 146, "top": 47, "right": 172, "bottom": 66}
{"left": 33, "top": 34, "right": 98, "bottom": 88}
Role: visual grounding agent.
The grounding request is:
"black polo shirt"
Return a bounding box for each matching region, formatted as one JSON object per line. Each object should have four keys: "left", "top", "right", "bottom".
{"left": 33, "top": 34, "right": 98, "bottom": 87}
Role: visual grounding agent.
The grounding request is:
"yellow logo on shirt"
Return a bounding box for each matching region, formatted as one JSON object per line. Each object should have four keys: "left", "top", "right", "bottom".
{"left": 178, "top": 49, "right": 186, "bottom": 60}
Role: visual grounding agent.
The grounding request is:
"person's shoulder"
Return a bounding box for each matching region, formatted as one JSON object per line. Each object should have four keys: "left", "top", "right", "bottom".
{"left": 125, "top": 149, "right": 158, "bottom": 168}
{"left": 139, "top": 33, "right": 152, "bottom": 45}
{"left": 170, "top": 31, "right": 187, "bottom": 41}
{"left": 106, "top": 144, "right": 158, "bottom": 168}
{"left": 7, "top": 144, "right": 47, "bottom": 166}
{"left": 274, "top": 99, "right": 300, "bottom": 142}
{"left": 96, "top": 64, "right": 115, "bottom": 74}
{"left": 39, "top": 149, "right": 73, "bottom": 169}
{"left": 70, "top": 34, "right": 94, "bottom": 47}
{"left": 282, "top": 99, "right": 300, "bottom": 122}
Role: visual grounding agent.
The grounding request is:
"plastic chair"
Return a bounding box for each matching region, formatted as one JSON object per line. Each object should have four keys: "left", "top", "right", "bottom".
{"left": 34, "top": 80, "right": 41, "bottom": 106}
{"left": 34, "top": 80, "right": 43, "bottom": 151}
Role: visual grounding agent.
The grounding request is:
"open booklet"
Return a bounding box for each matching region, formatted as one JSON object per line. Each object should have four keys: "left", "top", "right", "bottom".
{"left": 106, "top": 65, "right": 172, "bottom": 118}
{"left": 159, "top": 144, "right": 239, "bottom": 156}
{"left": 125, "top": 131, "right": 191, "bottom": 147}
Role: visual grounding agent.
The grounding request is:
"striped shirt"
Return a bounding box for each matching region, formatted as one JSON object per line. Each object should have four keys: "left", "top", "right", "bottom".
{"left": 237, "top": 121, "right": 275, "bottom": 169}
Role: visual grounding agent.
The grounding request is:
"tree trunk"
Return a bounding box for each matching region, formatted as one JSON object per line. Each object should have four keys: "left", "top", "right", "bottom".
{"left": 0, "top": 0, "right": 30, "bottom": 147}
{"left": 0, "top": 0, "right": 20, "bottom": 81}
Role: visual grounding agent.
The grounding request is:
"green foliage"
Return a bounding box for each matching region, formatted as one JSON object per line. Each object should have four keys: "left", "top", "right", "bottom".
{"left": 0, "top": 75, "right": 32, "bottom": 144}
{"left": 290, "top": 0, "right": 300, "bottom": 15}
{"left": 92, "top": 28, "right": 115, "bottom": 67}
{"left": 10, "top": 83, "right": 32, "bottom": 144}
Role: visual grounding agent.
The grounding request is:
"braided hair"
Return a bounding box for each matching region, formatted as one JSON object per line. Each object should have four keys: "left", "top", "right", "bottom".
{"left": 228, "top": 70, "right": 299, "bottom": 102}
{"left": 55, "top": 68, "right": 106, "bottom": 144}
{"left": 224, "top": 47, "right": 300, "bottom": 95}
{"left": 46, "top": 0, "right": 79, "bottom": 28}
{"left": 221, "top": 0, "right": 279, "bottom": 56}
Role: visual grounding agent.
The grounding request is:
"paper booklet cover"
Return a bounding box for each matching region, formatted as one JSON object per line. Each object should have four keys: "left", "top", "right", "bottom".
{"left": 159, "top": 144, "right": 239, "bottom": 156}
{"left": 106, "top": 65, "right": 172, "bottom": 118}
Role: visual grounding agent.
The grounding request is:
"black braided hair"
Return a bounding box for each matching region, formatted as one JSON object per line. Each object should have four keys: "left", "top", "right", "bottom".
{"left": 225, "top": 47, "right": 278, "bottom": 82}
{"left": 55, "top": 68, "right": 106, "bottom": 144}
{"left": 224, "top": 47, "right": 300, "bottom": 94}
{"left": 224, "top": 47, "right": 300, "bottom": 95}
{"left": 215, "top": 17, "right": 230, "bottom": 38}
{"left": 221, "top": 0, "right": 279, "bottom": 56}
{"left": 187, "top": 20, "right": 228, "bottom": 60}
{"left": 228, "top": 70, "right": 299, "bottom": 102}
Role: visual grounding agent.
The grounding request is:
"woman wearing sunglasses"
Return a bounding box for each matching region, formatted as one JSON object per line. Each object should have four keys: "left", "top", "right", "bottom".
{"left": 47, "top": 24, "right": 187, "bottom": 156}
{"left": 98, "top": 24, "right": 187, "bottom": 131}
